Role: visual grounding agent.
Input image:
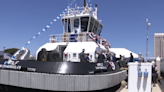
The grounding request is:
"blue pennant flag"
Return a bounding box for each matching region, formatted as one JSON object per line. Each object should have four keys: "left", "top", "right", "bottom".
{"left": 36, "top": 34, "right": 38, "bottom": 37}
{"left": 40, "top": 30, "right": 43, "bottom": 33}
{"left": 48, "top": 24, "right": 51, "bottom": 26}
{"left": 30, "top": 38, "right": 33, "bottom": 41}
{"left": 45, "top": 27, "right": 47, "bottom": 30}
{"left": 25, "top": 43, "right": 28, "bottom": 46}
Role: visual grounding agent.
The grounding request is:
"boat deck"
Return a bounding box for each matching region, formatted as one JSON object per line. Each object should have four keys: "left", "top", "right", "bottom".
{"left": 119, "top": 83, "right": 162, "bottom": 92}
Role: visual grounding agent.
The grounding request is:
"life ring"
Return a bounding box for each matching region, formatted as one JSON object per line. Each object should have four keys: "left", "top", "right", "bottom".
{"left": 109, "top": 62, "right": 115, "bottom": 70}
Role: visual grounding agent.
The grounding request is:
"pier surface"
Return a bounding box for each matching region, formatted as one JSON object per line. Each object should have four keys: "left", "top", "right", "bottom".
{"left": 120, "top": 84, "right": 162, "bottom": 92}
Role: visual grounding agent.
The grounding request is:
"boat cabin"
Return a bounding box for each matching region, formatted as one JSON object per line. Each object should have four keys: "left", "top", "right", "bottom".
{"left": 59, "top": 3, "right": 103, "bottom": 42}
{"left": 36, "top": 1, "right": 110, "bottom": 62}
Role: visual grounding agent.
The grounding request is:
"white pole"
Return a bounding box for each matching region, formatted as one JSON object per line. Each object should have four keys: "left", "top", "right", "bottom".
{"left": 146, "top": 18, "right": 151, "bottom": 62}
{"left": 156, "top": 57, "right": 161, "bottom": 78}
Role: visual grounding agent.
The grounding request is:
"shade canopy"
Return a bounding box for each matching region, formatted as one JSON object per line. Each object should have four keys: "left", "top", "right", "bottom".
{"left": 109, "top": 48, "right": 138, "bottom": 58}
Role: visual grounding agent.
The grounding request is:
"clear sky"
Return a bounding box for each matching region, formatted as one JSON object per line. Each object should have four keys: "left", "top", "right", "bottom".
{"left": 0, "top": 0, "right": 164, "bottom": 57}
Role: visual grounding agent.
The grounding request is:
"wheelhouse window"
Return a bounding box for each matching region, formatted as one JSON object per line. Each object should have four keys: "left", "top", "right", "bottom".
{"left": 89, "top": 17, "right": 94, "bottom": 32}
{"left": 97, "top": 25, "right": 103, "bottom": 36}
{"left": 74, "top": 19, "right": 79, "bottom": 28}
{"left": 93, "top": 20, "right": 98, "bottom": 34}
{"left": 81, "top": 17, "right": 89, "bottom": 32}
{"left": 62, "top": 19, "right": 71, "bottom": 33}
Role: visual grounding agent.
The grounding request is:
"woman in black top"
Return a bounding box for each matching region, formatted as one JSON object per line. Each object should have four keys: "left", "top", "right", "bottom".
{"left": 152, "top": 64, "right": 158, "bottom": 86}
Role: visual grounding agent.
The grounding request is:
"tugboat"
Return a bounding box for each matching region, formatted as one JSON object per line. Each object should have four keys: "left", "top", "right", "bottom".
{"left": 0, "top": 0, "right": 127, "bottom": 92}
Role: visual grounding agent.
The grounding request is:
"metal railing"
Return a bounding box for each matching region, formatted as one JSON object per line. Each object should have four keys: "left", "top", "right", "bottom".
{"left": 143, "top": 57, "right": 164, "bottom": 61}
{"left": 50, "top": 33, "right": 94, "bottom": 43}
{"left": 61, "top": 6, "right": 94, "bottom": 18}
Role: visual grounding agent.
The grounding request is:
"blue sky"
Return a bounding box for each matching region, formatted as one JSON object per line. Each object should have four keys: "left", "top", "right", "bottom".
{"left": 0, "top": 0, "right": 164, "bottom": 57}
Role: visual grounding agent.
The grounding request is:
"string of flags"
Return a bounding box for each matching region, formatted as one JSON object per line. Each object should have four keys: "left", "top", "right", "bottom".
{"left": 24, "top": 0, "right": 76, "bottom": 47}
{"left": 10, "top": 0, "right": 76, "bottom": 60}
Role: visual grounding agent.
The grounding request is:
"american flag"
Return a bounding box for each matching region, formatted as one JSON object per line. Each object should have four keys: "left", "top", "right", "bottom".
{"left": 88, "top": 32, "right": 111, "bottom": 48}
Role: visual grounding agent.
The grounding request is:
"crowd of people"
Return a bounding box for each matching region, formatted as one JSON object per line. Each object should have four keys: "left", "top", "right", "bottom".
{"left": 79, "top": 49, "right": 159, "bottom": 87}
{"left": 79, "top": 49, "right": 134, "bottom": 63}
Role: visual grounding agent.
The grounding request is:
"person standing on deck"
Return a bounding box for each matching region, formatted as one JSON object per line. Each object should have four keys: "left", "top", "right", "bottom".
{"left": 85, "top": 54, "right": 90, "bottom": 62}
{"left": 40, "top": 48, "right": 48, "bottom": 61}
{"left": 90, "top": 55, "right": 93, "bottom": 62}
{"left": 129, "top": 53, "right": 133, "bottom": 62}
{"left": 79, "top": 49, "right": 86, "bottom": 62}
{"left": 119, "top": 55, "right": 122, "bottom": 61}
{"left": 97, "top": 51, "right": 105, "bottom": 63}
{"left": 102, "top": 51, "right": 107, "bottom": 61}
{"left": 112, "top": 54, "right": 116, "bottom": 62}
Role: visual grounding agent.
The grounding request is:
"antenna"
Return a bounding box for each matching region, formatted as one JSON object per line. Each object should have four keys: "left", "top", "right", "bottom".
{"left": 83, "top": 0, "right": 86, "bottom": 7}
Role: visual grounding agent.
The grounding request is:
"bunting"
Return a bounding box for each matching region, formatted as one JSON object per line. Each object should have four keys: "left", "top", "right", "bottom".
{"left": 24, "top": 0, "right": 76, "bottom": 47}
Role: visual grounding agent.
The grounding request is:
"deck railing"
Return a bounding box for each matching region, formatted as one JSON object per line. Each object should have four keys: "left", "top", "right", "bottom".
{"left": 61, "top": 7, "right": 93, "bottom": 18}
{"left": 50, "top": 32, "right": 94, "bottom": 43}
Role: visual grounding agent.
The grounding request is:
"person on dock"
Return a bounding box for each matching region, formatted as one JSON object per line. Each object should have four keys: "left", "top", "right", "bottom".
{"left": 80, "top": 49, "right": 86, "bottom": 62}
{"left": 152, "top": 63, "right": 158, "bottom": 87}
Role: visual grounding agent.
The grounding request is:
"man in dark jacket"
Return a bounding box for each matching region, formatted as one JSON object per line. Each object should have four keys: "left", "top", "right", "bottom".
{"left": 112, "top": 54, "right": 116, "bottom": 62}
{"left": 97, "top": 51, "right": 105, "bottom": 63}
{"left": 129, "top": 53, "right": 133, "bottom": 62}
{"left": 37, "top": 48, "right": 44, "bottom": 61}
{"left": 80, "top": 49, "right": 86, "bottom": 62}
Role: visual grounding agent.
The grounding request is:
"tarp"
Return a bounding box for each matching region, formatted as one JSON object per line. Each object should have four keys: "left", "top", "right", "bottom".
{"left": 109, "top": 48, "right": 138, "bottom": 58}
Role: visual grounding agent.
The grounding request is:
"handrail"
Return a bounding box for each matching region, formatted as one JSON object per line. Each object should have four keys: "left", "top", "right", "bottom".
{"left": 61, "top": 6, "right": 93, "bottom": 18}
{"left": 49, "top": 33, "right": 94, "bottom": 43}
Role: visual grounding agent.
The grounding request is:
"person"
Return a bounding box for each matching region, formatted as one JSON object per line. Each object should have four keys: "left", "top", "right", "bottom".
{"left": 122, "top": 55, "right": 125, "bottom": 60}
{"left": 95, "top": 52, "right": 99, "bottom": 62}
{"left": 90, "top": 55, "right": 92, "bottom": 62}
{"left": 97, "top": 51, "right": 105, "bottom": 63}
{"left": 129, "top": 53, "right": 133, "bottom": 62}
{"left": 102, "top": 51, "right": 107, "bottom": 61}
{"left": 112, "top": 54, "right": 116, "bottom": 62}
{"left": 119, "top": 55, "right": 122, "bottom": 61}
{"left": 40, "top": 48, "right": 48, "bottom": 61}
{"left": 95, "top": 37, "right": 97, "bottom": 43}
{"left": 79, "top": 49, "right": 86, "bottom": 62}
{"left": 37, "top": 48, "right": 47, "bottom": 61}
{"left": 85, "top": 54, "right": 90, "bottom": 62}
{"left": 152, "top": 64, "right": 158, "bottom": 87}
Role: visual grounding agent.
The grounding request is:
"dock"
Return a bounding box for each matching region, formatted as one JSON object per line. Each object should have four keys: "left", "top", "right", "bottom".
{"left": 118, "top": 82, "right": 163, "bottom": 92}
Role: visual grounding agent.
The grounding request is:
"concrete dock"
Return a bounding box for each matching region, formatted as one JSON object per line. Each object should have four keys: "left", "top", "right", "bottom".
{"left": 119, "top": 83, "right": 163, "bottom": 92}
